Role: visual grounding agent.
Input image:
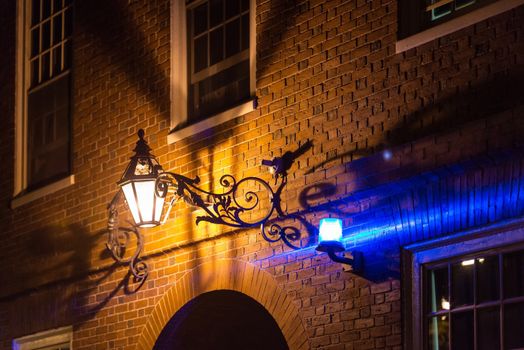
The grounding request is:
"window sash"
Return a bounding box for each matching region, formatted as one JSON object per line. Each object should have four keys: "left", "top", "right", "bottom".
{"left": 28, "top": 0, "right": 72, "bottom": 87}
{"left": 185, "top": 0, "right": 251, "bottom": 122}
{"left": 169, "top": 0, "right": 256, "bottom": 139}
{"left": 423, "top": 247, "right": 524, "bottom": 349}
{"left": 16, "top": 0, "right": 73, "bottom": 194}
{"left": 402, "top": 222, "right": 524, "bottom": 350}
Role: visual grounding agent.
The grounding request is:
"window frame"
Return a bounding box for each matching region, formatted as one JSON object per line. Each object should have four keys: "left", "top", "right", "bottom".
{"left": 168, "top": 0, "right": 256, "bottom": 144}
{"left": 402, "top": 219, "right": 524, "bottom": 350}
{"left": 396, "top": 0, "right": 524, "bottom": 53}
{"left": 12, "top": 326, "right": 72, "bottom": 350}
{"left": 13, "top": 0, "right": 75, "bottom": 207}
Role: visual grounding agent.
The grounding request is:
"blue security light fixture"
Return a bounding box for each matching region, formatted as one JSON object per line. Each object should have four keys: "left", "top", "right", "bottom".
{"left": 317, "top": 218, "right": 344, "bottom": 251}
{"left": 316, "top": 218, "right": 363, "bottom": 272}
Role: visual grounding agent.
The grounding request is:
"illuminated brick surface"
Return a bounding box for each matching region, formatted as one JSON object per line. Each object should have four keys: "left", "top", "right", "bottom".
{"left": 0, "top": 1, "right": 523, "bottom": 349}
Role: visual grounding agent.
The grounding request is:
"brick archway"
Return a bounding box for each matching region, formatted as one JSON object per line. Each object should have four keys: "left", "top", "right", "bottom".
{"left": 135, "top": 258, "right": 309, "bottom": 350}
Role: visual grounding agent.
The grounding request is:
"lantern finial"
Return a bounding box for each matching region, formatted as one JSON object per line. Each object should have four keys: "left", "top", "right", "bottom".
{"left": 133, "top": 129, "right": 152, "bottom": 157}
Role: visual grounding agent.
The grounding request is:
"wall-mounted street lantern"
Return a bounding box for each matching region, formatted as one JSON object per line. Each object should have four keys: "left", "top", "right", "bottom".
{"left": 117, "top": 129, "right": 165, "bottom": 228}
{"left": 106, "top": 130, "right": 363, "bottom": 280}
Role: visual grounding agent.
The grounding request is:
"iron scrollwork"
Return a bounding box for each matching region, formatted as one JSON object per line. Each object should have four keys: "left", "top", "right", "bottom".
{"left": 154, "top": 171, "right": 307, "bottom": 249}
{"left": 106, "top": 191, "right": 148, "bottom": 280}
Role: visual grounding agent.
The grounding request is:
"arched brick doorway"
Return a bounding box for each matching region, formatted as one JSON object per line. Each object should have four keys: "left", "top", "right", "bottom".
{"left": 135, "top": 258, "right": 309, "bottom": 350}
{"left": 153, "top": 290, "right": 288, "bottom": 349}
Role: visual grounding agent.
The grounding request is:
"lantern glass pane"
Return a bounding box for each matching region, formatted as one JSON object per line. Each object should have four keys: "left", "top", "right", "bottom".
{"left": 155, "top": 193, "right": 165, "bottom": 223}
{"left": 319, "top": 218, "right": 343, "bottom": 243}
{"left": 122, "top": 182, "right": 141, "bottom": 225}
{"left": 135, "top": 180, "right": 156, "bottom": 224}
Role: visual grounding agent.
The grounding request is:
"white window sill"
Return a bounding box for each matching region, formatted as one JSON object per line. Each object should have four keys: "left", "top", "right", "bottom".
{"left": 13, "top": 325, "right": 72, "bottom": 350}
{"left": 168, "top": 99, "right": 256, "bottom": 144}
{"left": 396, "top": 0, "right": 524, "bottom": 53}
{"left": 11, "top": 175, "right": 75, "bottom": 209}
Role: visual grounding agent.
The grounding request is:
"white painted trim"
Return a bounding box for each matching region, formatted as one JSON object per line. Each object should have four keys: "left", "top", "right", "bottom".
{"left": 167, "top": 99, "right": 255, "bottom": 143}
{"left": 170, "top": 0, "right": 188, "bottom": 131}
{"left": 14, "top": 0, "right": 27, "bottom": 196}
{"left": 13, "top": 326, "right": 72, "bottom": 350}
{"left": 169, "top": 0, "right": 257, "bottom": 137}
{"left": 11, "top": 175, "right": 75, "bottom": 209}
{"left": 396, "top": 0, "right": 524, "bottom": 53}
{"left": 249, "top": 0, "right": 257, "bottom": 95}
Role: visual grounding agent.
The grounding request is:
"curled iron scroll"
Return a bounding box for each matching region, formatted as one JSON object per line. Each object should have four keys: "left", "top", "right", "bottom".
{"left": 106, "top": 191, "right": 148, "bottom": 280}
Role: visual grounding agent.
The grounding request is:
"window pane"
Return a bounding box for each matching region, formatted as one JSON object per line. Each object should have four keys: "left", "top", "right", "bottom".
{"left": 477, "top": 307, "right": 500, "bottom": 350}
{"left": 503, "top": 249, "right": 524, "bottom": 298}
{"left": 241, "top": 13, "right": 249, "bottom": 51}
{"left": 41, "top": 51, "right": 50, "bottom": 81}
{"left": 451, "top": 311, "right": 473, "bottom": 350}
{"left": 194, "top": 35, "right": 208, "bottom": 73}
{"left": 55, "top": 107, "right": 69, "bottom": 140}
{"left": 52, "top": 46, "right": 62, "bottom": 75}
{"left": 476, "top": 255, "right": 499, "bottom": 303}
{"left": 451, "top": 260, "right": 474, "bottom": 307}
{"left": 193, "top": 3, "right": 207, "bottom": 36}
{"left": 64, "top": 7, "right": 72, "bottom": 38}
{"left": 241, "top": 0, "right": 249, "bottom": 12}
{"left": 63, "top": 41, "right": 71, "bottom": 69}
{"left": 225, "top": 18, "right": 240, "bottom": 58}
{"left": 30, "top": 58, "right": 39, "bottom": 86}
{"left": 428, "top": 315, "right": 449, "bottom": 350}
{"left": 42, "top": 20, "right": 51, "bottom": 51}
{"left": 225, "top": 0, "right": 239, "bottom": 19}
{"left": 210, "top": 0, "right": 223, "bottom": 27}
{"left": 32, "top": 0, "right": 41, "bottom": 25}
{"left": 31, "top": 116, "right": 44, "bottom": 148}
{"left": 426, "top": 267, "right": 449, "bottom": 313}
{"left": 27, "top": 75, "right": 70, "bottom": 189}
{"left": 504, "top": 302, "right": 524, "bottom": 349}
{"left": 431, "top": 1, "right": 452, "bottom": 21}
{"left": 42, "top": 0, "right": 51, "bottom": 19}
{"left": 210, "top": 27, "right": 223, "bottom": 65}
{"left": 55, "top": 71, "right": 69, "bottom": 107}
{"left": 53, "top": 14, "right": 62, "bottom": 45}
{"left": 45, "top": 113, "right": 55, "bottom": 143}
{"left": 53, "top": 0, "right": 61, "bottom": 13}
{"left": 31, "top": 28, "right": 40, "bottom": 57}
{"left": 189, "top": 60, "right": 249, "bottom": 120}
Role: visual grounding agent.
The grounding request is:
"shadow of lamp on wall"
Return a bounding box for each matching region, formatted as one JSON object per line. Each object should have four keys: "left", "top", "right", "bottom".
{"left": 106, "top": 130, "right": 363, "bottom": 280}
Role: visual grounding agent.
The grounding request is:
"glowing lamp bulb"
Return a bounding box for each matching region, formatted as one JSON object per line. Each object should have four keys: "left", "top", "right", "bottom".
{"left": 316, "top": 218, "right": 345, "bottom": 253}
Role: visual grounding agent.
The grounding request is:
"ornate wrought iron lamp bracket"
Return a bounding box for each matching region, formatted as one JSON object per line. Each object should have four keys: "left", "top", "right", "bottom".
{"left": 106, "top": 130, "right": 311, "bottom": 280}
{"left": 155, "top": 165, "right": 308, "bottom": 250}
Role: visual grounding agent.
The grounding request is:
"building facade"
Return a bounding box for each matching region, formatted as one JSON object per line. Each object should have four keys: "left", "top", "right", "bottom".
{"left": 1, "top": 0, "right": 524, "bottom": 349}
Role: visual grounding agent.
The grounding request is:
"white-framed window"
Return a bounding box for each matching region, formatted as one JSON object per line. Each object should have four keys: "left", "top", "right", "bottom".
{"left": 396, "top": 0, "right": 524, "bottom": 53}
{"left": 169, "top": 0, "right": 256, "bottom": 143}
{"left": 14, "top": 0, "right": 74, "bottom": 203}
{"left": 403, "top": 223, "right": 524, "bottom": 350}
{"left": 13, "top": 326, "right": 72, "bottom": 350}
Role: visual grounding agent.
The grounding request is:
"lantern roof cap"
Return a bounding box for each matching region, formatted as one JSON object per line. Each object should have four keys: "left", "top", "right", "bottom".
{"left": 118, "top": 129, "right": 163, "bottom": 185}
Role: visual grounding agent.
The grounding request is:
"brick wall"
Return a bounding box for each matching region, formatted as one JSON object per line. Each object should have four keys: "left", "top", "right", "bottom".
{"left": 0, "top": 0, "right": 523, "bottom": 349}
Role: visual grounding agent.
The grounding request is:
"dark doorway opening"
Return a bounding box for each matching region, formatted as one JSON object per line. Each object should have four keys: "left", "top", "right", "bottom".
{"left": 153, "top": 289, "right": 289, "bottom": 350}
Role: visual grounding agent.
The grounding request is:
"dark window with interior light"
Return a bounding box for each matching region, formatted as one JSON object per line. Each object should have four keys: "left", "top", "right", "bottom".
{"left": 186, "top": 0, "right": 250, "bottom": 122}
{"left": 398, "top": 0, "right": 497, "bottom": 39}
{"left": 423, "top": 247, "right": 524, "bottom": 350}
{"left": 26, "top": 0, "right": 73, "bottom": 190}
